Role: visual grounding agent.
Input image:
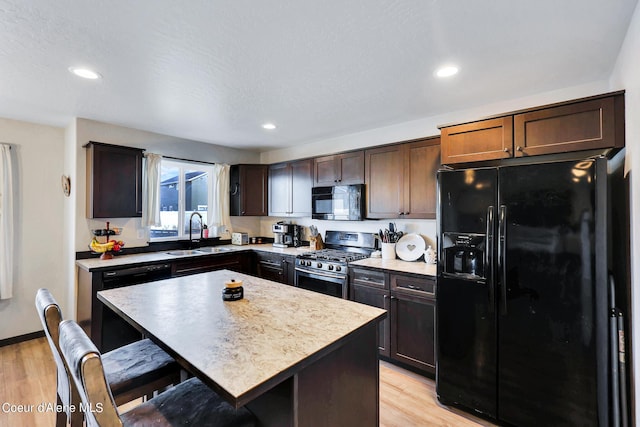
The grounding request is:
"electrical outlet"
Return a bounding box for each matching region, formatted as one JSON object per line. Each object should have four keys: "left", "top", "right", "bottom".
{"left": 137, "top": 229, "right": 145, "bottom": 239}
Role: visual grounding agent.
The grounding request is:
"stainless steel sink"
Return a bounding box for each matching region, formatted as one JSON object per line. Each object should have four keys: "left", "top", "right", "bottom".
{"left": 196, "top": 247, "right": 233, "bottom": 253}
{"left": 166, "top": 250, "right": 201, "bottom": 256}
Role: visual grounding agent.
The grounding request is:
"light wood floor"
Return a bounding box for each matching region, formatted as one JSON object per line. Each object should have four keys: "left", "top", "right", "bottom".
{"left": 0, "top": 338, "right": 496, "bottom": 427}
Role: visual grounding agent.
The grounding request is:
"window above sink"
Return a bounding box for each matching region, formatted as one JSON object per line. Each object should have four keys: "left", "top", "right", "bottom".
{"left": 150, "top": 159, "right": 215, "bottom": 241}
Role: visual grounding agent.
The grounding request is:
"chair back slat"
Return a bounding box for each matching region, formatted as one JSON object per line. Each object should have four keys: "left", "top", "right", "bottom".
{"left": 59, "top": 319, "right": 123, "bottom": 427}
{"left": 35, "top": 288, "right": 75, "bottom": 415}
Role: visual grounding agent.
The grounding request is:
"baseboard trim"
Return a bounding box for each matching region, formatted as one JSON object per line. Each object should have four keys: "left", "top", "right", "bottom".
{"left": 0, "top": 330, "right": 45, "bottom": 347}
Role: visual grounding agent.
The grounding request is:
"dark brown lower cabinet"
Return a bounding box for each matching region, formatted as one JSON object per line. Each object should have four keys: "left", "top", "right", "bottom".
{"left": 172, "top": 253, "right": 245, "bottom": 277}
{"left": 390, "top": 290, "right": 435, "bottom": 372}
{"left": 351, "top": 283, "right": 390, "bottom": 357}
{"left": 390, "top": 273, "right": 436, "bottom": 373}
{"left": 350, "top": 267, "right": 435, "bottom": 374}
{"left": 255, "top": 251, "right": 295, "bottom": 285}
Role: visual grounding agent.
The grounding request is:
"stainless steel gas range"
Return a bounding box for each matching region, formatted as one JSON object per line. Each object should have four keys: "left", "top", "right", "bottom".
{"left": 295, "top": 231, "right": 377, "bottom": 298}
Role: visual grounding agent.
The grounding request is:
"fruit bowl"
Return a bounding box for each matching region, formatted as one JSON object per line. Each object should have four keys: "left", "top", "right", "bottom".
{"left": 89, "top": 221, "right": 124, "bottom": 259}
{"left": 90, "top": 238, "right": 125, "bottom": 260}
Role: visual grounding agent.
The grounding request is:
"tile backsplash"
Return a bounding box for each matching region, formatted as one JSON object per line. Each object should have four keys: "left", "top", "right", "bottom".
{"left": 257, "top": 217, "right": 436, "bottom": 248}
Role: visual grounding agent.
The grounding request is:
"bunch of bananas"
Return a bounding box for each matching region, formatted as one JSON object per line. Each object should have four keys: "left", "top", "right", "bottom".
{"left": 90, "top": 237, "right": 124, "bottom": 253}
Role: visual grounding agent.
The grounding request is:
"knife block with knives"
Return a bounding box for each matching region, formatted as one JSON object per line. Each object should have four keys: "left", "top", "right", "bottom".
{"left": 308, "top": 225, "right": 324, "bottom": 250}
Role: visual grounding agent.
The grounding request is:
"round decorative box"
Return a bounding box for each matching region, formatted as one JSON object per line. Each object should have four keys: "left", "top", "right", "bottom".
{"left": 222, "top": 279, "right": 244, "bottom": 301}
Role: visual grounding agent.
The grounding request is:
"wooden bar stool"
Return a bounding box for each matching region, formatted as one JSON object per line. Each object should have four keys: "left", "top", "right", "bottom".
{"left": 59, "top": 319, "right": 257, "bottom": 427}
{"left": 35, "top": 288, "right": 181, "bottom": 426}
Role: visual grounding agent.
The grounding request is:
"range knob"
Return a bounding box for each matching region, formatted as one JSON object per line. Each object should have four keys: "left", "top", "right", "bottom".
{"left": 328, "top": 265, "right": 334, "bottom": 271}
{"left": 306, "top": 261, "right": 312, "bottom": 266}
{"left": 317, "top": 262, "right": 323, "bottom": 268}
{"left": 335, "top": 265, "right": 342, "bottom": 272}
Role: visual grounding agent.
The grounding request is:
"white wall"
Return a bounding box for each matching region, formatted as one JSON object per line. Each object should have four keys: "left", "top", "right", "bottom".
{"left": 610, "top": 0, "right": 640, "bottom": 422}
{"left": 0, "top": 118, "right": 65, "bottom": 340}
{"left": 63, "top": 120, "right": 77, "bottom": 321}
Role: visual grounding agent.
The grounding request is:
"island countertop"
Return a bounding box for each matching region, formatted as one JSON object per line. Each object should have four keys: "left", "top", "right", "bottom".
{"left": 97, "top": 269, "right": 386, "bottom": 408}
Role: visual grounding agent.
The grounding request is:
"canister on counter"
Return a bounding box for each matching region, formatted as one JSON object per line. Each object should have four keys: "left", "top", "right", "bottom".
{"left": 222, "top": 279, "right": 244, "bottom": 301}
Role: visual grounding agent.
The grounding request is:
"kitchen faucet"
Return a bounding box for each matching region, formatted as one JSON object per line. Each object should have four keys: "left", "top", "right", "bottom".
{"left": 189, "top": 212, "right": 203, "bottom": 248}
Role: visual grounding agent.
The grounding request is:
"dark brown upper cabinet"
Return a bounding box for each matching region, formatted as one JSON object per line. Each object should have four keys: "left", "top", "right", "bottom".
{"left": 365, "top": 137, "right": 440, "bottom": 219}
{"left": 440, "top": 117, "right": 513, "bottom": 165}
{"left": 269, "top": 159, "right": 313, "bottom": 217}
{"left": 314, "top": 150, "right": 364, "bottom": 186}
{"left": 513, "top": 95, "right": 624, "bottom": 157}
{"left": 230, "top": 164, "right": 269, "bottom": 216}
{"left": 440, "top": 91, "right": 624, "bottom": 165}
{"left": 85, "top": 141, "right": 144, "bottom": 218}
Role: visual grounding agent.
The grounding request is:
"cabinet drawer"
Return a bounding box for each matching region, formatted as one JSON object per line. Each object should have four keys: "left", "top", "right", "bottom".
{"left": 391, "top": 274, "right": 435, "bottom": 297}
{"left": 351, "top": 268, "right": 387, "bottom": 290}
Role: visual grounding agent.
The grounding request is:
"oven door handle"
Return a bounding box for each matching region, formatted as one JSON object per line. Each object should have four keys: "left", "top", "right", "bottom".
{"left": 295, "top": 266, "right": 345, "bottom": 281}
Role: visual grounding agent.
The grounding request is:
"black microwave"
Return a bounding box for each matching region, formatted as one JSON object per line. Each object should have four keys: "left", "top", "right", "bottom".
{"left": 312, "top": 185, "right": 365, "bottom": 220}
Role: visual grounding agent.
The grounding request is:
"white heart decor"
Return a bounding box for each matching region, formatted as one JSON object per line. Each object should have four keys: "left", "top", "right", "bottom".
{"left": 395, "top": 234, "right": 427, "bottom": 261}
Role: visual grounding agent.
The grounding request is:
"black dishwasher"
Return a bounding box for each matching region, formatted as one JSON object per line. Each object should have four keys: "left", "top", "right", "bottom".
{"left": 101, "top": 263, "right": 172, "bottom": 352}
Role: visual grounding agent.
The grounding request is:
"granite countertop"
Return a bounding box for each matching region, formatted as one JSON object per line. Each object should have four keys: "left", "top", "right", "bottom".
{"left": 76, "top": 244, "right": 313, "bottom": 272}
{"left": 97, "top": 269, "right": 386, "bottom": 407}
{"left": 77, "top": 243, "right": 437, "bottom": 278}
{"left": 350, "top": 257, "right": 437, "bottom": 277}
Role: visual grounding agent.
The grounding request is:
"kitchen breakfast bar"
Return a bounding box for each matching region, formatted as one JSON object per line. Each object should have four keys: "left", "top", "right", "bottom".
{"left": 97, "top": 269, "right": 386, "bottom": 426}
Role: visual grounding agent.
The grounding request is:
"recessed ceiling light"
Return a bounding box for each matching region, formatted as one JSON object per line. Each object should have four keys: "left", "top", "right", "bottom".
{"left": 262, "top": 123, "right": 276, "bottom": 130}
{"left": 435, "top": 66, "right": 459, "bottom": 78}
{"left": 69, "top": 67, "right": 102, "bottom": 79}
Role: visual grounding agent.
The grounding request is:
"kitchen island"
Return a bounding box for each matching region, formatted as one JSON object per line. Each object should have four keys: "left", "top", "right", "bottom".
{"left": 97, "top": 269, "right": 386, "bottom": 426}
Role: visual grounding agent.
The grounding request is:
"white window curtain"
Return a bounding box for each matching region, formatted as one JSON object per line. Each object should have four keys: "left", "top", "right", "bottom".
{"left": 0, "top": 144, "right": 14, "bottom": 300}
{"left": 142, "top": 153, "right": 162, "bottom": 227}
{"left": 209, "top": 164, "right": 232, "bottom": 235}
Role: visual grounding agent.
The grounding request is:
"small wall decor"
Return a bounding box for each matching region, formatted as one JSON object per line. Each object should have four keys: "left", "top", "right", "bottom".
{"left": 61, "top": 175, "right": 71, "bottom": 197}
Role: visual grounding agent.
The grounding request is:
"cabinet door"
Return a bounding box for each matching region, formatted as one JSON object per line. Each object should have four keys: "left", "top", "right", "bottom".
{"left": 314, "top": 155, "right": 338, "bottom": 186}
{"left": 514, "top": 96, "right": 620, "bottom": 157}
{"left": 352, "top": 284, "right": 390, "bottom": 357}
{"left": 404, "top": 138, "right": 440, "bottom": 219}
{"left": 242, "top": 165, "right": 269, "bottom": 216}
{"left": 290, "top": 159, "right": 312, "bottom": 216}
{"left": 441, "top": 117, "right": 513, "bottom": 164}
{"left": 283, "top": 255, "right": 295, "bottom": 286}
{"left": 230, "top": 165, "right": 268, "bottom": 216}
{"left": 351, "top": 268, "right": 389, "bottom": 356}
{"left": 390, "top": 291, "right": 435, "bottom": 373}
{"left": 314, "top": 151, "right": 364, "bottom": 186}
{"left": 336, "top": 151, "right": 364, "bottom": 185}
{"left": 257, "top": 258, "right": 286, "bottom": 283}
{"left": 86, "top": 142, "right": 143, "bottom": 218}
{"left": 390, "top": 273, "right": 436, "bottom": 373}
{"left": 268, "top": 162, "right": 291, "bottom": 216}
{"left": 365, "top": 145, "right": 404, "bottom": 219}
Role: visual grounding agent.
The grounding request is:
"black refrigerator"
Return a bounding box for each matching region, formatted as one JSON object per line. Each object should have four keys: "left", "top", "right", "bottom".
{"left": 436, "top": 154, "right": 629, "bottom": 426}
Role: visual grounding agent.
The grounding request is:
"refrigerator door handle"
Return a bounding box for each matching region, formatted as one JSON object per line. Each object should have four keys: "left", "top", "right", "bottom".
{"left": 498, "top": 205, "right": 507, "bottom": 315}
{"left": 486, "top": 206, "right": 495, "bottom": 313}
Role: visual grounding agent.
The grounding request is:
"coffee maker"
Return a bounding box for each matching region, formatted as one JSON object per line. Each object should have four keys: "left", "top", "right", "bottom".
{"left": 272, "top": 222, "right": 300, "bottom": 248}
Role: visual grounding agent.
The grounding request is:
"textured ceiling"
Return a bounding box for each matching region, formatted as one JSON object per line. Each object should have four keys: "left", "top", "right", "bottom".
{"left": 0, "top": 0, "right": 637, "bottom": 150}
